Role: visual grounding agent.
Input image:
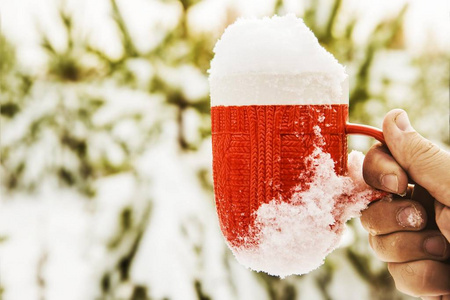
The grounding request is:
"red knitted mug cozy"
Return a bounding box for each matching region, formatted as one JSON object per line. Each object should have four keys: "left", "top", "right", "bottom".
{"left": 211, "top": 104, "right": 349, "bottom": 247}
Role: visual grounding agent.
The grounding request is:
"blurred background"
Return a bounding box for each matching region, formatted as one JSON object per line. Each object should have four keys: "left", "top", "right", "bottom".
{"left": 0, "top": 0, "right": 448, "bottom": 299}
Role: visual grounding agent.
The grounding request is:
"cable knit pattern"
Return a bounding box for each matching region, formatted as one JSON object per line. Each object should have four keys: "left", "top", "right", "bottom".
{"left": 211, "top": 104, "right": 348, "bottom": 247}
{"left": 257, "top": 107, "right": 266, "bottom": 211}
{"left": 265, "top": 106, "right": 275, "bottom": 201}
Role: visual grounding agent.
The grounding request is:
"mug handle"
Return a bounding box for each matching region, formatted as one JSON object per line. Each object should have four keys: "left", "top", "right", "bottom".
{"left": 346, "top": 123, "right": 385, "bottom": 144}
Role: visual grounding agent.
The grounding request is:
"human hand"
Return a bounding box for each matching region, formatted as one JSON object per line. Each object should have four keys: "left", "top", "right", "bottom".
{"left": 361, "top": 109, "right": 450, "bottom": 299}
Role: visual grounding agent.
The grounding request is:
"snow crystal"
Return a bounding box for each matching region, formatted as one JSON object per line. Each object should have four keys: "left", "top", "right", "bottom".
{"left": 229, "top": 150, "right": 387, "bottom": 278}
{"left": 209, "top": 14, "right": 348, "bottom": 106}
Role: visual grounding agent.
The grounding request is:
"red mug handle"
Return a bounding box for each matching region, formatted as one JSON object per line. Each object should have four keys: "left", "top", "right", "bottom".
{"left": 346, "top": 123, "right": 385, "bottom": 144}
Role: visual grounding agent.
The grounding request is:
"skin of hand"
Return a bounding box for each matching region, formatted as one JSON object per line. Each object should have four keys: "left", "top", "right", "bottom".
{"left": 361, "top": 109, "right": 450, "bottom": 299}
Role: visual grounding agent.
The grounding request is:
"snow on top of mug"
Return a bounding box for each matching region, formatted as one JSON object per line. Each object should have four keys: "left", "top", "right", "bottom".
{"left": 209, "top": 14, "right": 348, "bottom": 106}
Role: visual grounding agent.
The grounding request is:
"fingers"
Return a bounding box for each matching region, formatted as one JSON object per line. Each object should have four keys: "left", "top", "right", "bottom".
{"left": 421, "top": 296, "right": 450, "bottom": 300}
{"left": 388, "top": 260, "right": 450, "bottom": 297}
{"left": 368, "top": 230, "right": 450, "bottom": 263}
{"left": 361, "top": 198, "right": 426, "bottom": 235}
{"left": 382, "top": 109, "right": 450, "bottom": 205}
{"left": 363, "top": 143, "right": 409, "bottom": 195}
{"left": 421, "top": 297, "right": 449, "bottom": 300}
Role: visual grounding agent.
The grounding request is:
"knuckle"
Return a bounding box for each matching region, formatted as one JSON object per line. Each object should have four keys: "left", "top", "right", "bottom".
{"left": 361, "top": 211, "right": 376, "bottom": 235}
{"left": 361, "top": 210, "right": 371, "bottom": 233}
{"left": 416, "top": 262, "right": 436, "bottom": 294}
{"left": 389, "top": 263, "right": 418, "bottom": 296}
{"left": 387, "top": 261, "right": 447, "bottom": 297}
{"left": 404, "top": 134, "right": 440, "bottom": 172}
{"left": 362, "top": 156, "right": 377, "bottom": 185}
{"left": 371, "top": 236, "right": 388, "bottom": 260}
{"left": 386, "top": 234, "right": 410, "bottom": 262}
{"left": 390, "top": 235, "right": 405, "bottom": 256}
{"left": 362, "top": 165, "right": 371, "bottom": 185}
{"left": 361, "top": 199, "right": 398, "bottom": 236}
{"left": 400, "top": 261, "right": 450, "bottom": 296}
{"left": 362, "top": 144, "right": 386, "bottom": 187}
{"left": 402, "top": 263, "right": 423, "bottom": 297}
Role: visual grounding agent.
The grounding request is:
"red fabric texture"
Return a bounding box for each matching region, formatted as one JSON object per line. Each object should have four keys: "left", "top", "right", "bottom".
{"left": 211, "top": 104, "right": 349, "bottom": 247}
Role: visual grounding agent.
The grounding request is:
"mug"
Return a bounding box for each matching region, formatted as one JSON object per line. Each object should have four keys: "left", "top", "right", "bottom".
{"left": 211, "top": 103, "right": 384, "bottom": 247}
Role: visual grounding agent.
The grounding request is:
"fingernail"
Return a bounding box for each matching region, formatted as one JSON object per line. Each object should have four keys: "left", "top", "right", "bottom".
{"left": 381, "top": 174, "right": 399, "bottom": 193}
{"left": 395, "top": 111, "right": 414, "bottom": 132}
{"left": 424, "top": 236, "right": 447, "bottom": 257}
{"left": 396, "top": 206, "right": 423, "bottom": 228}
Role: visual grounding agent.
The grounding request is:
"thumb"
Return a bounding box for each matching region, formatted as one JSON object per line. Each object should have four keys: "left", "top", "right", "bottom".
{"left": 383, "top": 109, "right": 450, "bottom": 206}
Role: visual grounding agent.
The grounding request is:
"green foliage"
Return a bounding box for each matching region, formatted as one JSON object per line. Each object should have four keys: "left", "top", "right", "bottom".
{"left": 0, "top": 33, "right": 33, "bottom": 118}
{"left": 1, "top": 0, "right": 447, "bottom": 299}
{"left": 1, "top": 4, "right": 162, "bottom": 195}
{"left": 0, "top": 33, "right": 16, "bottom": 76}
